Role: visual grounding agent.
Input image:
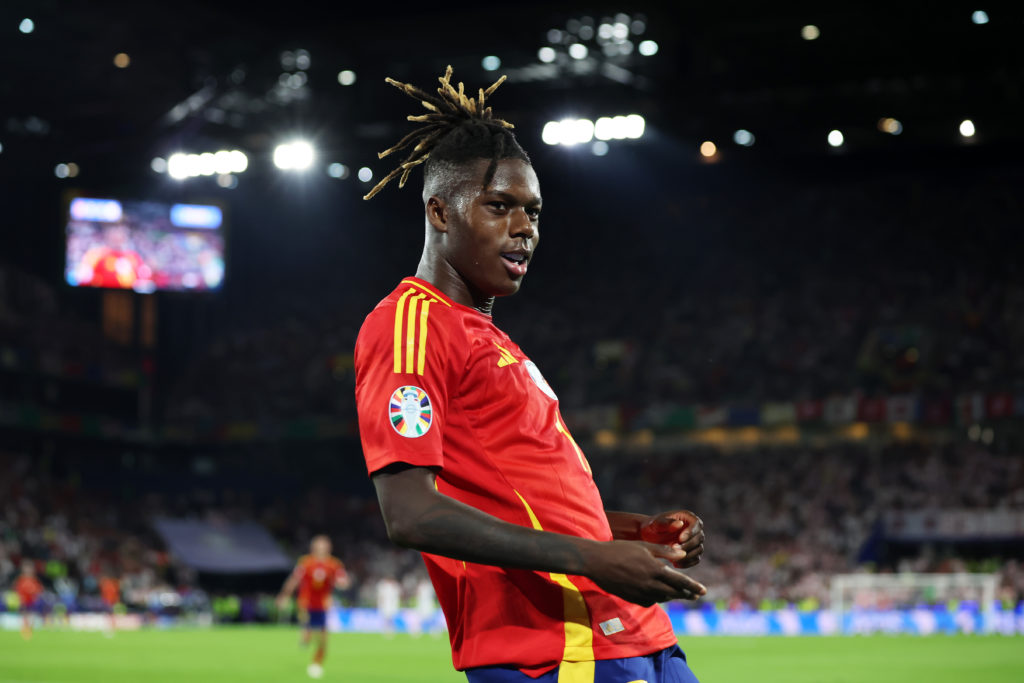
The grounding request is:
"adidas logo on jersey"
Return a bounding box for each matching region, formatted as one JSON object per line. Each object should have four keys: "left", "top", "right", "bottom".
{"left": 493, "top": 343, "right": 518, "bottom": 367}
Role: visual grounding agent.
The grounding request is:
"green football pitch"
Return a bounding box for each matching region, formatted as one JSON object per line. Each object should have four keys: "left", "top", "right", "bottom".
{"left": 2, "top": 628, "right": 1022, "bottom": 682}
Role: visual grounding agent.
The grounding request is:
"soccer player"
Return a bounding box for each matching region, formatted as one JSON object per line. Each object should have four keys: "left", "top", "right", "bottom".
{"left": 277, "top": 535, "right": 351, "bottom": 679}
{"left": 15, "top": 560, "right": 44, "bottom": 640}
{"left": 355, "top": 66, "right": 708, "bottom": 682}
{"left": 98, "top": 570, "right": 121, "bottom": 635}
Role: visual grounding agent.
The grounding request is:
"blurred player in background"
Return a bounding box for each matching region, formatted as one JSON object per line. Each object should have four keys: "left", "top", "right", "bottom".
{"left": 15, "top": 560, "right": 44, "bottom": 640}
{"left": 277, "top": 535, "right": 350, "bottom": 679}
{"left": 356, "top": 66, "right": 707, "bottom": 682}
{"left": 99, "top": 570, "right": 121, "bottom": 636}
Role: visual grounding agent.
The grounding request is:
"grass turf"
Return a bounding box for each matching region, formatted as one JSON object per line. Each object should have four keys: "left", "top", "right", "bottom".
{"left": 1, "top": 628, "right": 1022, "bottom": 682}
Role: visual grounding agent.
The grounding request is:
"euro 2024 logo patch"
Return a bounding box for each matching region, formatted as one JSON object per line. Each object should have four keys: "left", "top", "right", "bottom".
{"left": 389, "top": 386, "right": 432, "bottom": 438}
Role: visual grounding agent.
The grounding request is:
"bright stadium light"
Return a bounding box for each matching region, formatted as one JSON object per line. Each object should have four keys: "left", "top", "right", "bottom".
{"left": 482, "top": 55, "right": 501, "bottom": 71}
{"left": 538, "top": 47, "right": 556, "bottom": 63}
{"left": 700, "top": 141, "right": 717, "bottom": 157}
{"left": 959, "top": 119, "right": 976, "bottom": 137}
{"left": 638, "top": 40, "right": 659, "bottom": 56}
{"left": 327, "top": 163, "right": 349, "bottom": 179}
{"left": 802, "top": 24, "right": 820, "bottom": 40}
{"left": 167, "top": 153, "right": 188, "bottom": 180}
{"left": 828, "top": 129, "right": 844, "bottom": 147}
{"left": 624, "top": 114, "right": 645, "bottom": 139}
{"left": 273, "top": 140, "right": 315, "bottom": 170}
{"left": 733, "top": 129, "right": 755, "bottom": 146}
{"left": 878, "top": 117, "right": 903, "bottom": 135}
{"left": 357, "top": 166, "right": 373, "bottom": 182}
{"left": 19, "top": 18, "right": 34, "bottom": 34}
{"left": 971, "top": 10, "right": 989, "bottom": 25}
{"left": 54, "top": 163, "right": 69, "bottom": 178}
{"left": 568, "top": 43, "right": 588, "bottom": 60}
{"left": 151, "top": 157, "right": 167, "bottom": 174}
{"left": 591, "top": 140, "right": 609, "bottom": 156}
{"left": 541, "top": 121, "right": 562, "bottom": 145}
{"left": 337, "top": 70, "right": 356, "bottom": 86}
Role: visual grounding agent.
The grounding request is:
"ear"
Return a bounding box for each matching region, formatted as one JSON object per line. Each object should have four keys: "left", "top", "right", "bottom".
{"left": 425, "top": 196, "right": 449, "bottom": 233}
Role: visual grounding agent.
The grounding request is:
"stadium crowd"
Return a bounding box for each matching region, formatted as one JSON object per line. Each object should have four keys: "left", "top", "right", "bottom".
{"left": 3, "top": 439, "right": 1022, "bottom": 622}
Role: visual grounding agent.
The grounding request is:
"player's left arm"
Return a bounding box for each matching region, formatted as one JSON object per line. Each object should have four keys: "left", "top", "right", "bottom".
{"left": 605, "top": 510, "right": 705, "bottom": 569}
{"left": 333, "top": 561, "right": 352, "bottom": 590}
{"left": 276, "top": 563, "right": 304, "bottom": 607}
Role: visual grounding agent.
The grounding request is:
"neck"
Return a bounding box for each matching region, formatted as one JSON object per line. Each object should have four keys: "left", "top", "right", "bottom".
{"left": 415, "top": 253, "right": 495, "bottom": 315}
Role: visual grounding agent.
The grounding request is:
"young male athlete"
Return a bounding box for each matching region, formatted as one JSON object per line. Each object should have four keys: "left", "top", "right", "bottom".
{"left": 277, "top": 535, "right": 351, "bottom": 679}
{"left": 15, "top": 560, "right": 44, "bottom": 640}
{"left": 355, "top": 67, "right": 708, "bottom": 682}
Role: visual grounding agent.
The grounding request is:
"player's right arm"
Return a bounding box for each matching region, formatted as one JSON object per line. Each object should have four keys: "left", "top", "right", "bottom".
{"left": 276, "top": 560, "right": 304, "bottom": 608}
{"left": 372, "top": 465, "right": 705, "bottom": 607}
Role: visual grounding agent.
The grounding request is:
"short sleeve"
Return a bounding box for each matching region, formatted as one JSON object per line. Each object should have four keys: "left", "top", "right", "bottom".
{"left": 354, "top": 296, "right": 462, "bottom": 476}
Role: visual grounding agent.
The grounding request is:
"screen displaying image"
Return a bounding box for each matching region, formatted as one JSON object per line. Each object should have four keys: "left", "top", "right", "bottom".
{"left": 64, "top": 197, "right": 225, "bottom": 292}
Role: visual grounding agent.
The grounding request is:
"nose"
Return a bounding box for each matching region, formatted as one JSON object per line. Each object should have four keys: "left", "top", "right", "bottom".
{"left": 510, "top": 207, "right": 536, "bottom": 241}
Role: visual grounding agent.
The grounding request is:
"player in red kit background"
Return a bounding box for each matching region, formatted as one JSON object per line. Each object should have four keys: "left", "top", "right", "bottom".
{"left": 355, "top": 67, "right": 707, "bottom": 682}
{"left": 277, "top": 535, "right": 350, "bottom": 679}
{"left": 15, "top": 560, "right": 44, "bottom": 640}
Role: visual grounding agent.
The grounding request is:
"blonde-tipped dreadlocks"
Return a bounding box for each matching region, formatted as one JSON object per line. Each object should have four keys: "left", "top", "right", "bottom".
{"left": 363, "top": 65, "right": 529, "bottom": 200}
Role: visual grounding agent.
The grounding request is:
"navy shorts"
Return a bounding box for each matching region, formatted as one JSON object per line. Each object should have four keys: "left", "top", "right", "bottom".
{"left": 307, "top": 609, "right": 327, "bottom": 630}
{"left": 465, "top": 645, "right": 699, "bottom": 683}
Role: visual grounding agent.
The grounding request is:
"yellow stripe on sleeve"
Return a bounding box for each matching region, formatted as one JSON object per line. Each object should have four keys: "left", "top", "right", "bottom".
{"left": 417, "top": 299, "right": 436, "bottom": 376}
{"left": 393, "top": 288, "right": 415, "bottom": 373}
{"left": 405, "top": 293, "right": 426, "bottom": 373}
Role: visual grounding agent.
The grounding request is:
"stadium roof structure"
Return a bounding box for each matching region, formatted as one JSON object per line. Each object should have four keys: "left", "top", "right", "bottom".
{"left": 2, "top": 2, "right": 1023, "bottom": 186}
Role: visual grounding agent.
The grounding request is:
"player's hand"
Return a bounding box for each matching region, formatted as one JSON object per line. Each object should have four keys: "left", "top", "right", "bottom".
{"left": 275, "top": 595, "right": 289, "bottom": 611}
{"left": 639, "top": 510, "right": 704, "bottom": 569}
{"left": 583, "top": 540, "right": 706, "bottom": 607}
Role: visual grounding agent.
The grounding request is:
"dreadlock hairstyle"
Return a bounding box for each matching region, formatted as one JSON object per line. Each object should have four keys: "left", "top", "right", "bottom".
{"left": 362, "top": 65, "right": 530, "bottom": 201}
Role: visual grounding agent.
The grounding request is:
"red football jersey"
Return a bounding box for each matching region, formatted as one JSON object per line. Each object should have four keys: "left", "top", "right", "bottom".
{"left": 355, "top": 277, "right": 677, "bottom": 675}
{"left": 15, "top": 575, "right": 43, "bottom": 607}
{"left": 296, "top": 555, "right": 346, "bottom": 611}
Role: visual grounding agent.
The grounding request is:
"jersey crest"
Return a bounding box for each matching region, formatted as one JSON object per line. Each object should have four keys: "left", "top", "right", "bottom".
{"left": 389, "top": 385, "right": 433, "bottom": 437}
{"left": 524, "top": 360, "right": 558, "bottom": 400}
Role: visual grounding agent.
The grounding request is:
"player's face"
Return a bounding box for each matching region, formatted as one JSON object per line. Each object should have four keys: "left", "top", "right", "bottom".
{"left": 311, "top": 538, "right": 331, "bottom": 556}
{"left": 444, "top": 159, "right": 541, "bottom": 298}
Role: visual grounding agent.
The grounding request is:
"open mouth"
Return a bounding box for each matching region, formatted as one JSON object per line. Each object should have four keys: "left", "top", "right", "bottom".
{"left": 500, "top": 252, "right": 529, "bottom": 277}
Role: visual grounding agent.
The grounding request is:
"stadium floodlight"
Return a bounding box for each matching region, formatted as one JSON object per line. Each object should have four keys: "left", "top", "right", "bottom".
{"left": 327, "top": 163, "right": 349, "bottom": 179}
{"left": 151, "top": 157, "right": 167, "bottom": 174}
{"left": 959, "top": 119, "right": 976, "bottom": 137}
{"left": 802, "top": 24, "right": 820, "bottom": 40}
{"left": 273, "top": 140, "right": 315, "bottom": 171}
{"left": 591, "top": 141, "right": 609, "bottom": 156}
{"left": 733, "top": 129, "right": 755, "bottom": 146}
{"left": 828, "top": 129, "right": 844, "bottom": 147}
{"left": 878, "top": 117, "right": 903, "bottom": 135}
{"left": 357, "top": 166, "right": 373, "bottom": 182}
{"left": 482, "top": 55, "right": 501, "bottom": 71}
{"left": 541, "top": 119, "right": 594, "bottom": 146}
{"left": 623, "top": 114, "right": 645, "bottom": 139}
{"left": 19, "top": 18, "right": 34, "bottom": 34}
{"left": 337, "top": 70, "right": 356, "bottom": 86}
{"left": 700, "top": 141, "right": 717, "bottom": 158}
{"left": 971, "top": 10, "right": 989, "bottom": 25}
{"left": 638, "top": 40, "right": 659, "bottom": 56}
{"left": 568, "top": 43, "right": 588, "bottom": 60}
{"left": 538, "top": 47, "right": 556, "bottom": 63}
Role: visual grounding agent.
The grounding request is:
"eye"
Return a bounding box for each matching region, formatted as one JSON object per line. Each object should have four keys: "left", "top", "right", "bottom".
{"left": 488, "top": 201, "right": 507, "bottom": 211}
{"left": 526, "top": 207, "right": 541, "bottom": 220}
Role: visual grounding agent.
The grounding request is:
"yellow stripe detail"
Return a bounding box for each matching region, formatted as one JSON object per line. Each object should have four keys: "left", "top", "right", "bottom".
{"left": 556, "top": 417, "right": 592, "bottom": 474}
{"left": 417, "top": 299, "right": 435, "bottom": 375}
{"left": 393, "top": 288, "right": 415, "bottom": 373}
{"left": 512, "top": 490, "right": 595, "bottom": 672}
{"left": 405, "top": 293, "right": 425, "bottom": 373}
{"left": 493, "top": 342, "right": 518, "bottom": 366}
{"left": 400, "top": 279, "right": 452, "bottom": 307}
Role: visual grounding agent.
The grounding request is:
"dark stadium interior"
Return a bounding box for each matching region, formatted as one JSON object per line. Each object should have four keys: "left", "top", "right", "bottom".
{"left": 2, "top": 0, "right": 1023, "bottom": 634}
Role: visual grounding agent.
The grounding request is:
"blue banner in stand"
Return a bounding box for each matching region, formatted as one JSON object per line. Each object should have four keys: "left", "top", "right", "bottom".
{"left": 325, "top": 605, "right": 1024, "bottom": 635}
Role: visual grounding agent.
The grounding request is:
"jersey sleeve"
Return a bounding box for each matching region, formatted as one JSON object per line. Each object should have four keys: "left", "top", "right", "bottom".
{"left": 354, "top": 296, "right": 463, "bottom": 475}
